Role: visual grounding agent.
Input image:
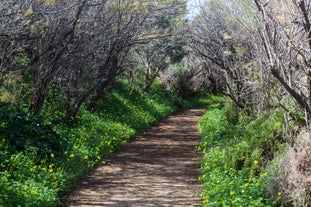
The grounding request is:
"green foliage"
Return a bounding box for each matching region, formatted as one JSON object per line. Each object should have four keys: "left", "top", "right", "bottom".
{"left": 94, "top": 83, "right": 174, "bottom": 132}
{"left": 0, "top": 73, "right": 30, "bottom": 104}
{"left": 0, "top": 82, "right": 178, "bottom": 206}
{"left": 146, "top": 77, "right": 207, "bottom": 109}
{"left": 2, "top": 111, "right": 67, "bottom": 156}
{"left": 198, "top": 97, "right": 284, "bottom": 207}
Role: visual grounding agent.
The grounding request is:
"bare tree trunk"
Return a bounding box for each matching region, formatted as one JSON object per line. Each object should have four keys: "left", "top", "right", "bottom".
{"left": 271, "top": 68, "right": 311, "bottom": 115}
{"left": 142, "top": 63, "right": 163, "bottom": 92}
{"left": 28, "top": 2, "right": 86, "bottom": 115}
{"left": 28, "top": 80, "right": 49, "bottom": 115}
{"left": 88, "top": 79, "right": 114, "bottom": 110}
{"left": 28, "top": 53, "right": 62, "bottom": 115}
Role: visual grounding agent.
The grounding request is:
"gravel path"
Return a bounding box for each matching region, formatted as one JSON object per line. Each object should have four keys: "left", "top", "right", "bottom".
{"left": 61, "top": 108, "right": 205, "bottom": 207}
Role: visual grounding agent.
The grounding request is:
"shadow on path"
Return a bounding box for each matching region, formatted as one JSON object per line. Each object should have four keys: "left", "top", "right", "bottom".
{"left": 61, "top": 108, "right": 205, "bottom": 207}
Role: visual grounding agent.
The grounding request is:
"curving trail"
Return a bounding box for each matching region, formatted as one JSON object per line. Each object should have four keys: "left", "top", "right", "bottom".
{"left": 61, "top": 108, "right": 205, "bottom": 207}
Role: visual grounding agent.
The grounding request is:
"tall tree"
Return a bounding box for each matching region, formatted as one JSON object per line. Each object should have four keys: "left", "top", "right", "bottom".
{"left": 188, "top": 0, "right": 258, "bottom": 112}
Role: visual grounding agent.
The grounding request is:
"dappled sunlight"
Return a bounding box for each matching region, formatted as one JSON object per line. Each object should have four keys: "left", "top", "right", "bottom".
{"left": 62, "top": 108, "right": 205, "bottom": 207}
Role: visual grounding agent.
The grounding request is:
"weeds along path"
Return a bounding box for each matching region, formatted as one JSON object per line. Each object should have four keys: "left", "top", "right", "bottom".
{"left": 61, "top": 108, "right": 205, "bottom": 207}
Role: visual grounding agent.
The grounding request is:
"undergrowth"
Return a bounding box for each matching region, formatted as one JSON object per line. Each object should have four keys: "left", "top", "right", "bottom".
{"left": 265, "top": 128, "right": 311, "bottom": 207}
{"left": 0, "top": 81, "right": 205, "bottom": 207}
{"left": 198, "top": 96, "right": 284, "bottom": 207}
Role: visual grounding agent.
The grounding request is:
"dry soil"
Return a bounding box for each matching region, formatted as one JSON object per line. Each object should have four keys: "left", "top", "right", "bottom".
{"left": 61, "top": 107, "right": 205, "bottom": 207}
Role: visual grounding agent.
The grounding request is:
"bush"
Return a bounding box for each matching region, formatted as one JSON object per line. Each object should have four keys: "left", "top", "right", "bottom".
{"left": 198, "top": 97, "right": 284, "bottom": 207}
{"left": 265, "top": 128, "right": 311, "bottom": 207}
{"left": 5, "top": 112, "right": 67, "bottom": 156}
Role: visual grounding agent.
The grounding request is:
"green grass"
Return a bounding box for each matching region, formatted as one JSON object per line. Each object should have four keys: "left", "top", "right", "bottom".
{"left": 0, "top": 81, "right": 199, "bottom": 207}
{"left": 198, "top": 96, "right": 284, "bottom": 207}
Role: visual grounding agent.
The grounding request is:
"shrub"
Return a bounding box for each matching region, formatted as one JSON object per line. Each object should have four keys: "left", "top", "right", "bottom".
{"left": 198, "top": 97, "right": 284, "bottom": 207}
{"left": 266, "top": 128, "right": 311, "bottom": 207}
{"left": 5, "top": 112, "right": 67, "bottom": 156}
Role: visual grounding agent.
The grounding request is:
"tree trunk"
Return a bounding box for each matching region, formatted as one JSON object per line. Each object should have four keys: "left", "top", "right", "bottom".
{"left": 271, "top": 68, "right": 311, "bottom": 116}
{"left": 88, "top": 79, "right": 113, "bottom": 110}
{"left": 28, "top": 79, "right": 49, "bottom": 115}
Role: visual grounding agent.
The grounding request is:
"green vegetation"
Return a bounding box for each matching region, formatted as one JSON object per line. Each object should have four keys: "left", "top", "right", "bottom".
{"left": 0, "top": 1, "right": 208, "bottom": 205}
{"left": 2, "top": 0, "right": 310, "bottom": 206}
{"left": 198, "top": 95, "right": 285, "bottom": 207}
{"left": 0, "top": 81, "right": 201, "bottom": 207}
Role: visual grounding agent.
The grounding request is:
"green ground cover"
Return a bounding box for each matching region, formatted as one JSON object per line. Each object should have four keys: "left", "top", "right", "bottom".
{"left": 0, "top": 82, "right": 204, "bottom": 207}
{"left": 198, "top": 95, "right": 284, "bottom": 207}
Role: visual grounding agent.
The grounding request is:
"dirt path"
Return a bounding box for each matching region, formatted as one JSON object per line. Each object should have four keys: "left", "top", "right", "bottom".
{"left": 61, "top": 108, "right": 205, "bottom": 207}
